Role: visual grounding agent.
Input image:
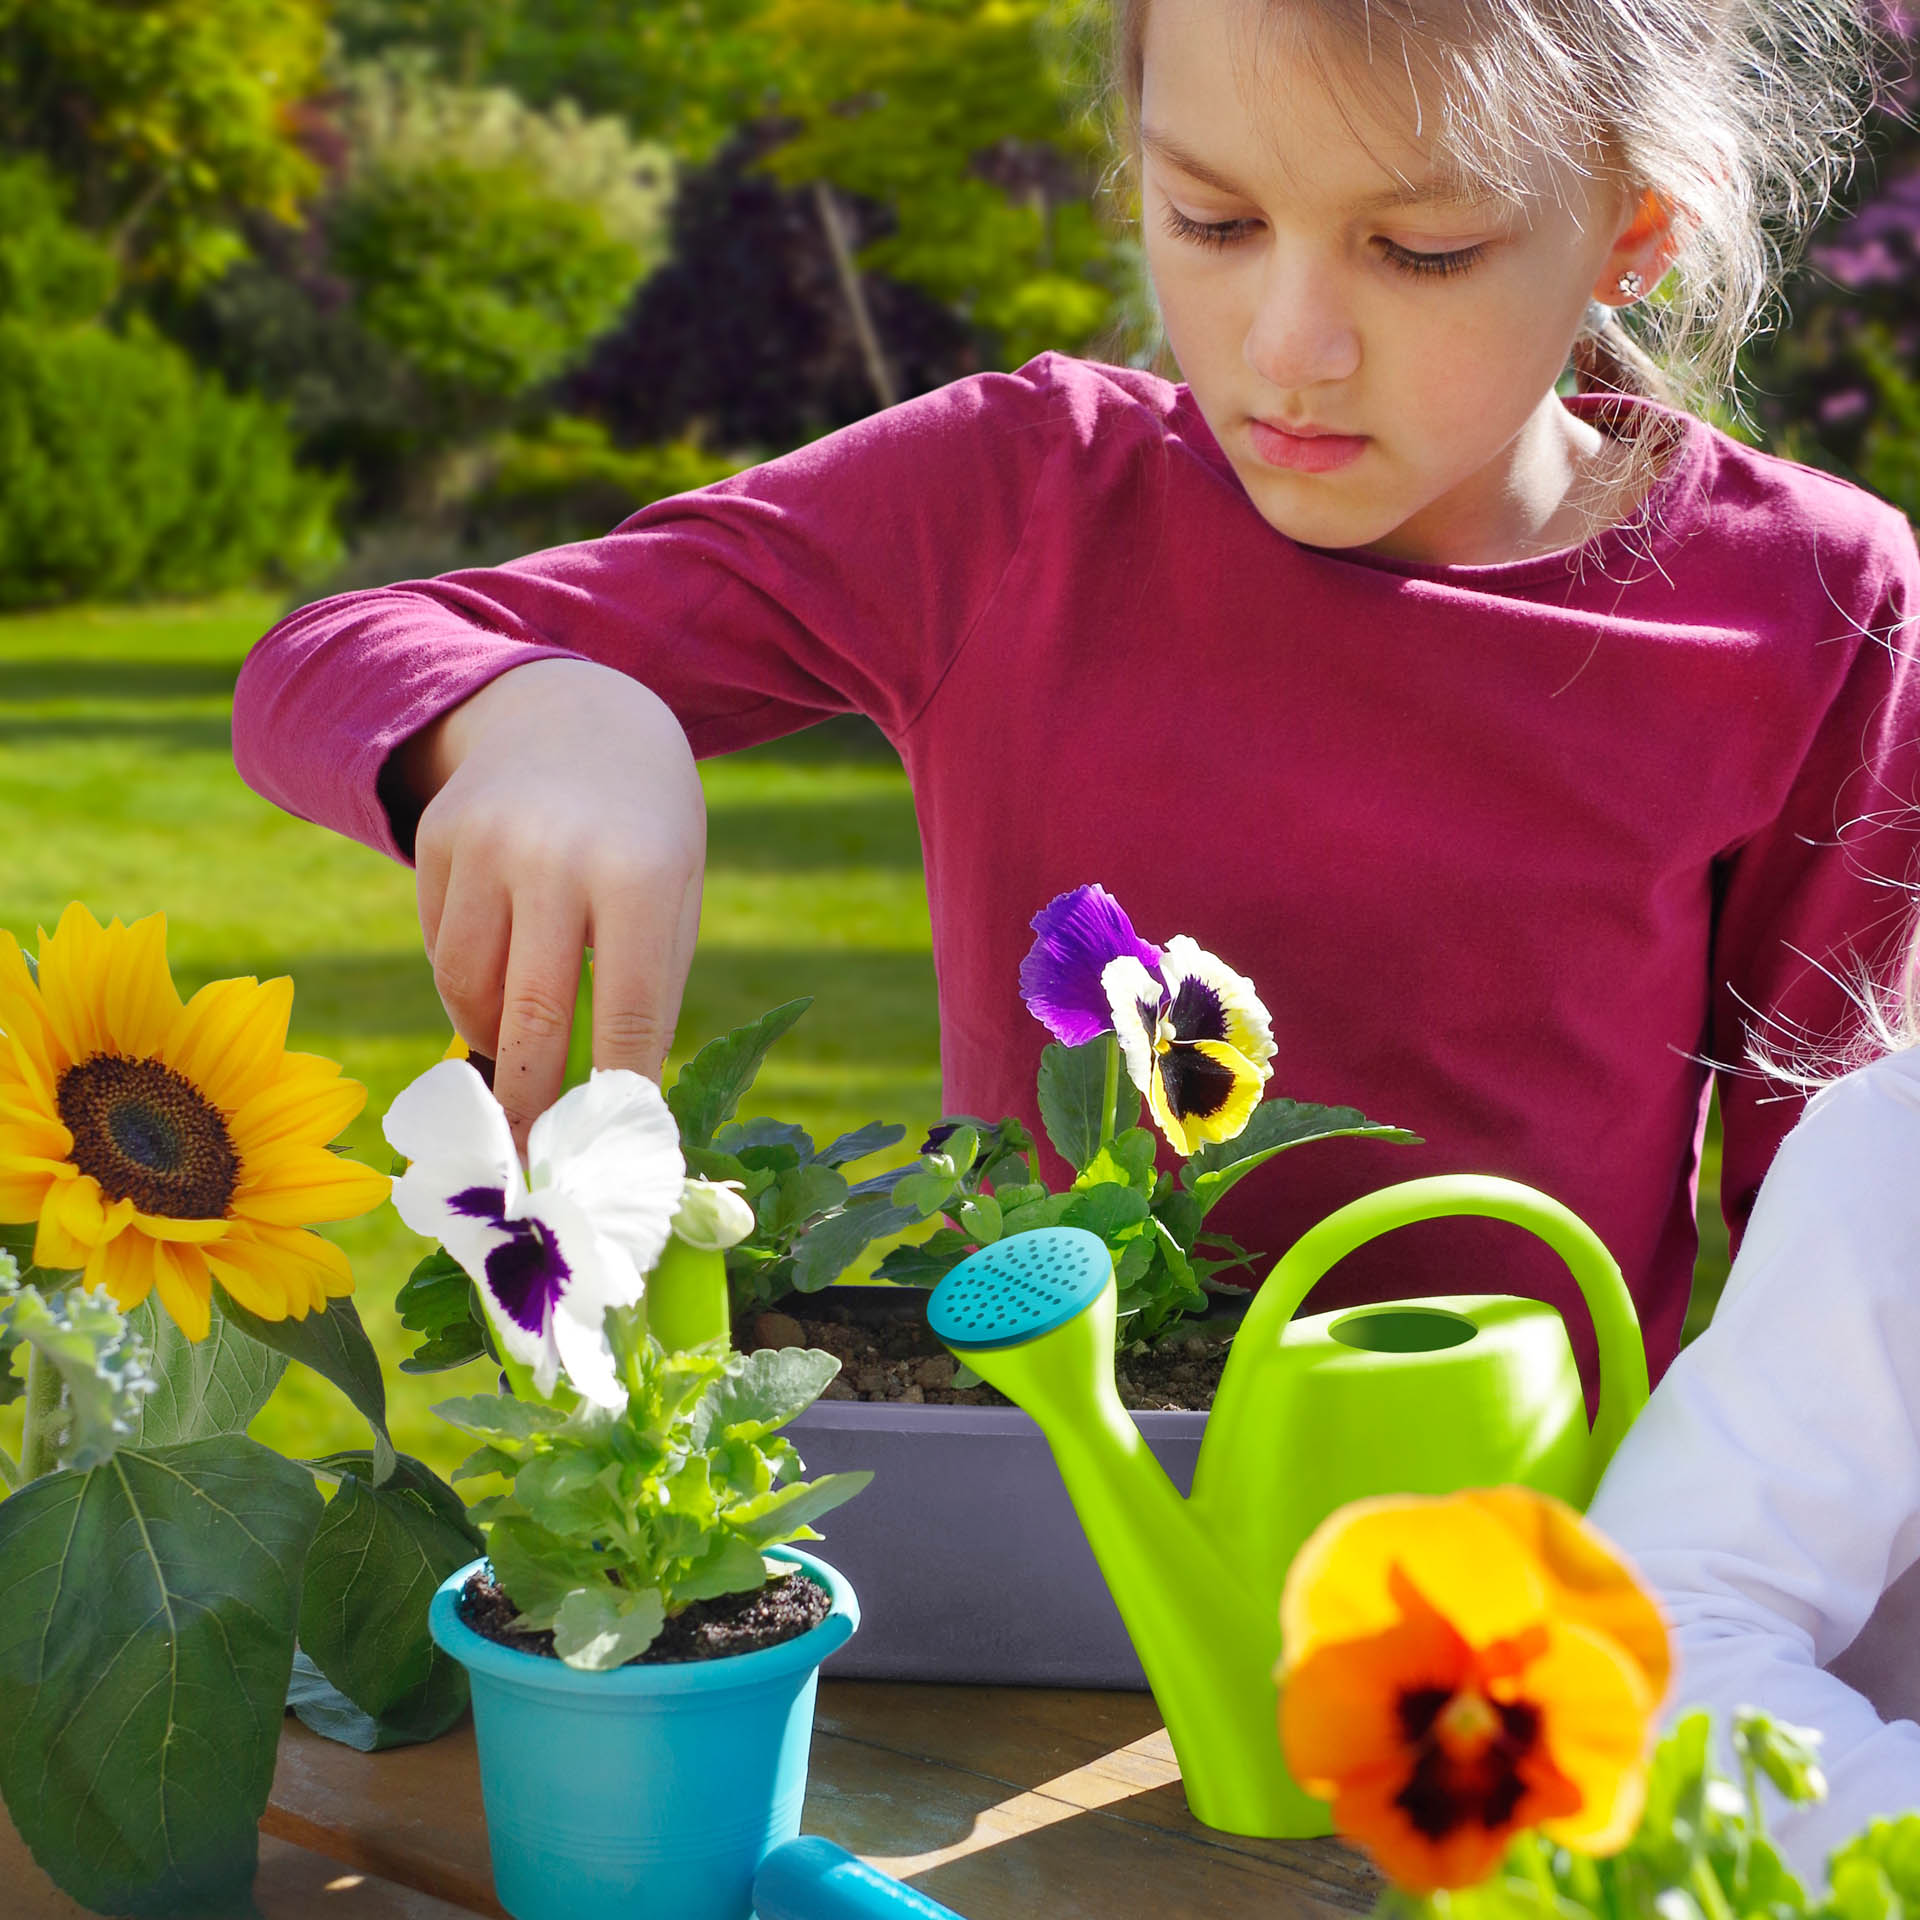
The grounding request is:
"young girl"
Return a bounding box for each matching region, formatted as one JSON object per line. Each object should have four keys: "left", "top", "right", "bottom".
{"left": 233, "top": 0, "right": 1920, "bottom": 1388}
{"left": 1590, "top": 975, "right": 1920, "bottom": 1874}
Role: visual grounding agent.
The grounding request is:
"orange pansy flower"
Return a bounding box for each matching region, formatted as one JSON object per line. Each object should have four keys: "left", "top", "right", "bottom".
{"left": 1277, "top": 1487, "right": 1670, "bottom": 1895}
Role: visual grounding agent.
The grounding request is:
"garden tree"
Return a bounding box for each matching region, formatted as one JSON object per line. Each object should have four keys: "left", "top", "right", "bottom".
{"left": 169, "top": 61, "right": 672, "bottom": 518}
{"left": 566, "top": 122, "right": 980, "bottom": 450}
{"left": 0, "top": 0, "right": 328, "bottom": 286}
{"left": 1737, "top": 15, "right": 1920, "bottom": 517}
{"left": 0, "top": 158, "right": 336, "bottom": 606}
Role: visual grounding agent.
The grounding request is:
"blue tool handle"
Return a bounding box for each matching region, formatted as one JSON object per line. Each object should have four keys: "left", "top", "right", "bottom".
{"left": 754, "top": 1837, "right": 964, "bottom": 1920}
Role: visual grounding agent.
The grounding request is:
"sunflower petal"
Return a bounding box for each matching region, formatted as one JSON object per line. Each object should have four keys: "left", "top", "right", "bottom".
{"left": 231, "top": 1146, "right": 390, "bottom": 1227}
{"left": 129, "top": 1208, "right": 231, "bottom": 1245}
{"left": 35, "top": 903, "right": 116, "bottom": 1067}
{"left": 228, "top": 1055, "right": 366, "bottom": 1156}
{"left": 160, "top": 974, "right": 294, "bottom": 1115}
{"left": 208, "top": 1221, "right": 355, "bottom": 1320}
{"left": 0, "top": 935, "right": 61, "bottom": 1090}
{"left": 101, "top": 913, "right": 184, "bottom": 1060}
{"left": 151, "top": 1239, "right": 213, "bottom": 1341}
{"left": 35, "top": 1173, "right": 111, "bottom": 1268}
{"left": 92, "top": 1226, "right": 159, "bottom": 1312}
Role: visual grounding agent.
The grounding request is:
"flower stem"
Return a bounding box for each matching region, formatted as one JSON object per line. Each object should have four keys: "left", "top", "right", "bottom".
{"left": 0, "top": 1444, "right": 20, "bottom": 1494}
{"left": 1689, "top": 1854, "right": 1739, "bottom": 1920}
{"left": 1099, "top": 1034, "right": 1120, "bottom": 1150}
{"left": 21, "top": 1343, "right": 64, "bottom": 1484}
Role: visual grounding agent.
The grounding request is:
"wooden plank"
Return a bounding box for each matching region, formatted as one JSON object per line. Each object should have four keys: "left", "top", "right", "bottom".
{"left": 811, "top": 1683, "right": 1380, "bottom": 1918}
{"left": 265, "top": 1718, "right": 507, "bottom": 1919}
{"left": 263, "top": 1683, "right": 1377, "bottom": 1920}
{"left": 2, "top": 1808, "right": 478, "bottom": 1920}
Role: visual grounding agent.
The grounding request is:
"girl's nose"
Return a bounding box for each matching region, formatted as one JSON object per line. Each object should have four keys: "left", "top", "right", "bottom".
{"left": 1242, "top": 260, "right": 1362, "bottom": 391}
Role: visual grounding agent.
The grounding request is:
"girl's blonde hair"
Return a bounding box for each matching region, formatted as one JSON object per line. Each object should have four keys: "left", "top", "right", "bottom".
{"left": 1108, "top": 0, "right": 1901, "bottom": 417}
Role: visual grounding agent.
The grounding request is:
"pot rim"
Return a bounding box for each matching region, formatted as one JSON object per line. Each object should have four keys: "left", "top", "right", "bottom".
{"left": 429, "top": 1545, "right": 858, "bottom": 1697}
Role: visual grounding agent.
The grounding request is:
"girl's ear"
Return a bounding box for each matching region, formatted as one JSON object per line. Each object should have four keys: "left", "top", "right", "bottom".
{"left": 1593, "top": 187, "right": 1681, "bottom": 306}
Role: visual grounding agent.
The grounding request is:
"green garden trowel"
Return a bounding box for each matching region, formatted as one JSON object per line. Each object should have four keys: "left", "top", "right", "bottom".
{"left": 925, "top": 1174, "right": 1649, "bottom": 1840}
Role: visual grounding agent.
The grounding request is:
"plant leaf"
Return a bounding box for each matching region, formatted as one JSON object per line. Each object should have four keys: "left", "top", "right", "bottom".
{"left": 4, "top": 1282, "right": 155, "bottom": 1470}
{"left": 732, "top": 1469, "right": 873, "bottom": 1546}
{"left": 485, "top": 1514, "right": 611, "bottom": 1625}
{"left": 790, "top": 1199, "right": 920, "bottom": 1292}
{"left": 713, "top": 1116, "right": 816, "bottom": 1161}
{"left": 552, "top": 1585, "right": 666, "bottom": 1671}
{"left": 1182, "top": 1100, "right": 1420, "bottom": 1211}
{"left": 433, "top": 1391, "right": 567, "bottom": 1441}
{"left": 1037, "top": 1038, "right": 1127, "bottom": 1170}
{"left": 294, "top": 1451, "right": 482, "bottom": 1751}
{"left": 1060, "top": 1183, "right": 1150, "bottom": 1241}
{"left": 698, "top": 1347, "right": 841, "bottom": 1445}
{"left": 396, "top": 1246, "right": 495, "bottom": 1374}
{"left": 128, "top": 1291, "right": 286, "bottom": 1447}
{"left": 0, "top": 1437, "right": 322, "bottom": 1917}
{"left": 213, "top": 1284, "right": 398, "bottom": 1483}
{"left": 815, "top": 1121, "right": 906, "bottom": 1168}
{"left": 873, "top": 1236, "right": 973, "bottom": 1288}
{"left": 756, "top": 1162, "right": 850, "bottom": 1236}
{"left": 667, "top": 997, "right": 812, "bottom": 1149}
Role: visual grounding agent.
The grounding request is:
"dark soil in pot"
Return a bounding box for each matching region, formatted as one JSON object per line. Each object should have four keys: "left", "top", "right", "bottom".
{"left": 737, "top": 1287, "right": 1245, "bottom": 1412}
{"left": 457, "top": 1569, "right": 831, "bottom": 1664}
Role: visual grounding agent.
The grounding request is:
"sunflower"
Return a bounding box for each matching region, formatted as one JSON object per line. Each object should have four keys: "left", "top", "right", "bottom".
{"left": 0, "top": 903, "right": 391, "bottom": 1340}
{"left": 1277, "top": 1488, "right": 1669, "bottom": 1894}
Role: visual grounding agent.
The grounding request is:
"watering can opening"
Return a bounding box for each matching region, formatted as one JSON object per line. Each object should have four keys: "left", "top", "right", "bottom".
{"left": 1328, "top": 1305, "right": 1477, "bottom": 1354}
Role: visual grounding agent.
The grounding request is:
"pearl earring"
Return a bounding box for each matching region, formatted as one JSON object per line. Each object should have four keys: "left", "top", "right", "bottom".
{"left": 1616, "top": 269, "right": 1645, "bottom": 301}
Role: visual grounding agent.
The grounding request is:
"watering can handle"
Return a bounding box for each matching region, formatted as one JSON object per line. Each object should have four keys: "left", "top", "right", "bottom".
{"left": 1240, "top": 1175, "right": 1650, "bottom": 1482}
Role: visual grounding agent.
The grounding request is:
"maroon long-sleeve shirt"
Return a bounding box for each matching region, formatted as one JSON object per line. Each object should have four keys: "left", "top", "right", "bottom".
{"left": 235, "top": 352, "right": 1920, "bottom": 1387}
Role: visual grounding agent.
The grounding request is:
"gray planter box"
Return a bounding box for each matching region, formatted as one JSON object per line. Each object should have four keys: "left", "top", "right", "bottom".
{"left": 787, "top": 1288, "right": 1215, "bottom": 1688}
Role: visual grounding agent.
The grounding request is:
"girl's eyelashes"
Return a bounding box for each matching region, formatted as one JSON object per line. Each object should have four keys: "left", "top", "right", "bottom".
{"left": 1376, "top": 237, "right": 1489, "bottom": 278}
{"left": 1157, "top": 202, "right": 1490, "bottom": 279}
{"left": 1159, "top": 204, "right": 1259, "bottom": 250}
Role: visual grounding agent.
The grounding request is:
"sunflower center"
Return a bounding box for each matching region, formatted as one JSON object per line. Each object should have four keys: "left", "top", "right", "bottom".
{"left": 57, "top": 1053, "right": 239, "bottom": 1219}
{"left": 1394, "top": 1683, "right": 1543, "bottom": 1840}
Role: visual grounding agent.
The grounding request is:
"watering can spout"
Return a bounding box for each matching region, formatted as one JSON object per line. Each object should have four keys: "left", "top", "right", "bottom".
{"left": 927, "top": 1230, "right": 1330, "bottom": 1836}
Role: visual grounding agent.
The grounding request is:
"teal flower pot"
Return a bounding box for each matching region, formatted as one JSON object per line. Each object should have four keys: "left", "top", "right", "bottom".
{"left": 428, "top": 1547, "right": 858, "bottom": 1920}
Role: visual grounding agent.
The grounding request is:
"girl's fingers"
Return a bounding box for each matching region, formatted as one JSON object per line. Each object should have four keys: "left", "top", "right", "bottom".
{"left": 427, "top": 856, "right": 513, "bottom": 1056}
{"left": 587, "top": 864, "right": 704, "bottom": 1083}
{"left": 494, "top": 890, "right": 590, "bottom": 1147}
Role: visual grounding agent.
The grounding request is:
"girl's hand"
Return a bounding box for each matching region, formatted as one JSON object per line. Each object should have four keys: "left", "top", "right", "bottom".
{"left": 401, "top": 658, "right": 706, "bottom": 1150}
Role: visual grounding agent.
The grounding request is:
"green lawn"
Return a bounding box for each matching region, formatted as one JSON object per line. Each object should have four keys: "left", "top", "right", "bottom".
{"left": 0, "top": 593, "right": 1731, "bottom": 1480}
{"left": 0, "top": 594, "right": 942, "bottom": 1478}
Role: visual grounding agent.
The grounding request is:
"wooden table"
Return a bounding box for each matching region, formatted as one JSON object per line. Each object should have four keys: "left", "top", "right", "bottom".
{"left": 5, "top": 1683, "right": 1380, "bottom": 1919}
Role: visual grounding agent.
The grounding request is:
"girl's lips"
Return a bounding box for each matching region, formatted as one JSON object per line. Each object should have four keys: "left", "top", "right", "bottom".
{"left": 1248, "top": 418, "right": 1368, "bottom": 473}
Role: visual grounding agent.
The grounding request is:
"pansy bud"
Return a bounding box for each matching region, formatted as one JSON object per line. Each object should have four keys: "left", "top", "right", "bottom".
{"left": 672, "top": 1176, "right": 756, "bottom": 1251}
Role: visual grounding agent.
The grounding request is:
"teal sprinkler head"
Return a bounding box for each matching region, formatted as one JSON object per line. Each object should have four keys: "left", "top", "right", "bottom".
{"left": 926, "top": 1175, "right": 1650, "bottom": 1839}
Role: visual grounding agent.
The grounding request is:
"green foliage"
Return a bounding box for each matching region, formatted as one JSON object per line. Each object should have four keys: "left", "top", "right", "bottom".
{"left": 858, "top": 1040, "right": 1416, "bottom": 1342}
{"left": 0, "top": 1437, "right": 323, "bottom": 1918}
{"left": 293, "top": 1451, "right": 484, "bottom": 1750}
{"left": 0, "top": 0, "right": 329, "bottom": 286}
{"left": 0, "top": 1272, "right": 154, "bottom": 1472}
{"left": 467, "top": 418, "right": 748, "bottom": 546}
{"left": 1382, "top": 1708, "right": 1920, "bottom": 1920}
{"left": 442, "top": 1324, "right": 867, "bottom": 1669}
{"left": 332, "top": 61, "right": 670, "bottom": 405}
{"left": 396, "top": 1245, "right": 497, "bottom": 1374}
{"left": 0, "top": 315, "right": 339, "bottom": 609}
{"left": 756, "top": 0, "right": 1129, "bottom": 364}
{"left": 669, "top": 996, "right": 813, "bottom": 1148}
{"left": 125, "top": 1294, "right": 286, "bottom": 1446}
{"left": 0, "top": 159, "right": 116, "bottom": 324}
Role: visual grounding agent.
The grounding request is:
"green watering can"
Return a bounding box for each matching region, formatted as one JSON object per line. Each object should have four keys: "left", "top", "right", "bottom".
{"left": 925, "top": 1174, "right": 1650, "bottom": 1840}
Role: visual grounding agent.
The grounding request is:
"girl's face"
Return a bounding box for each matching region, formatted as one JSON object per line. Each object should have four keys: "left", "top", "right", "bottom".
{"left": 1140, "top": 0, "right": 1642, "bottom": 567}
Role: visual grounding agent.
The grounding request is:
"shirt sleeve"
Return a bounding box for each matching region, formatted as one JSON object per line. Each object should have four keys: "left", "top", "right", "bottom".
{"left": 231, "top": 359, "right": 1067, "bottom": 862}
{"left": 1709, "top": 509, "right": 1920, "bottom": 1248}
{"left": 1589, "top": 1053, "right": 1920, "bottom": 1880}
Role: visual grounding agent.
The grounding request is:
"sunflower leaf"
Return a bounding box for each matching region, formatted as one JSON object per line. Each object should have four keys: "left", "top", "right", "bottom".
{"left": 1182, "top": 1101, "right": 1422, "bottom": 1212}
{"left": 128, "top": 1291, "right": 286, "bottom": 1447}
{"left": 667, "top": 997, "right": 812, "bottom": 1149}
{"left": 213, "top": 1284, "right": 397, "bottom": 1485}
{"left": 0, "top": 1436, "right": 321, "bottom": 1916}
{"left": 293, "top": 1451, "right": 481, "bottom": 1751}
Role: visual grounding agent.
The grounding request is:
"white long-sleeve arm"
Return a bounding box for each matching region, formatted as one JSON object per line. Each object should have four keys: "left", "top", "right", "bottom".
{"left": 1589, "top": 1050, "right": 1920, "bottom": 1879}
